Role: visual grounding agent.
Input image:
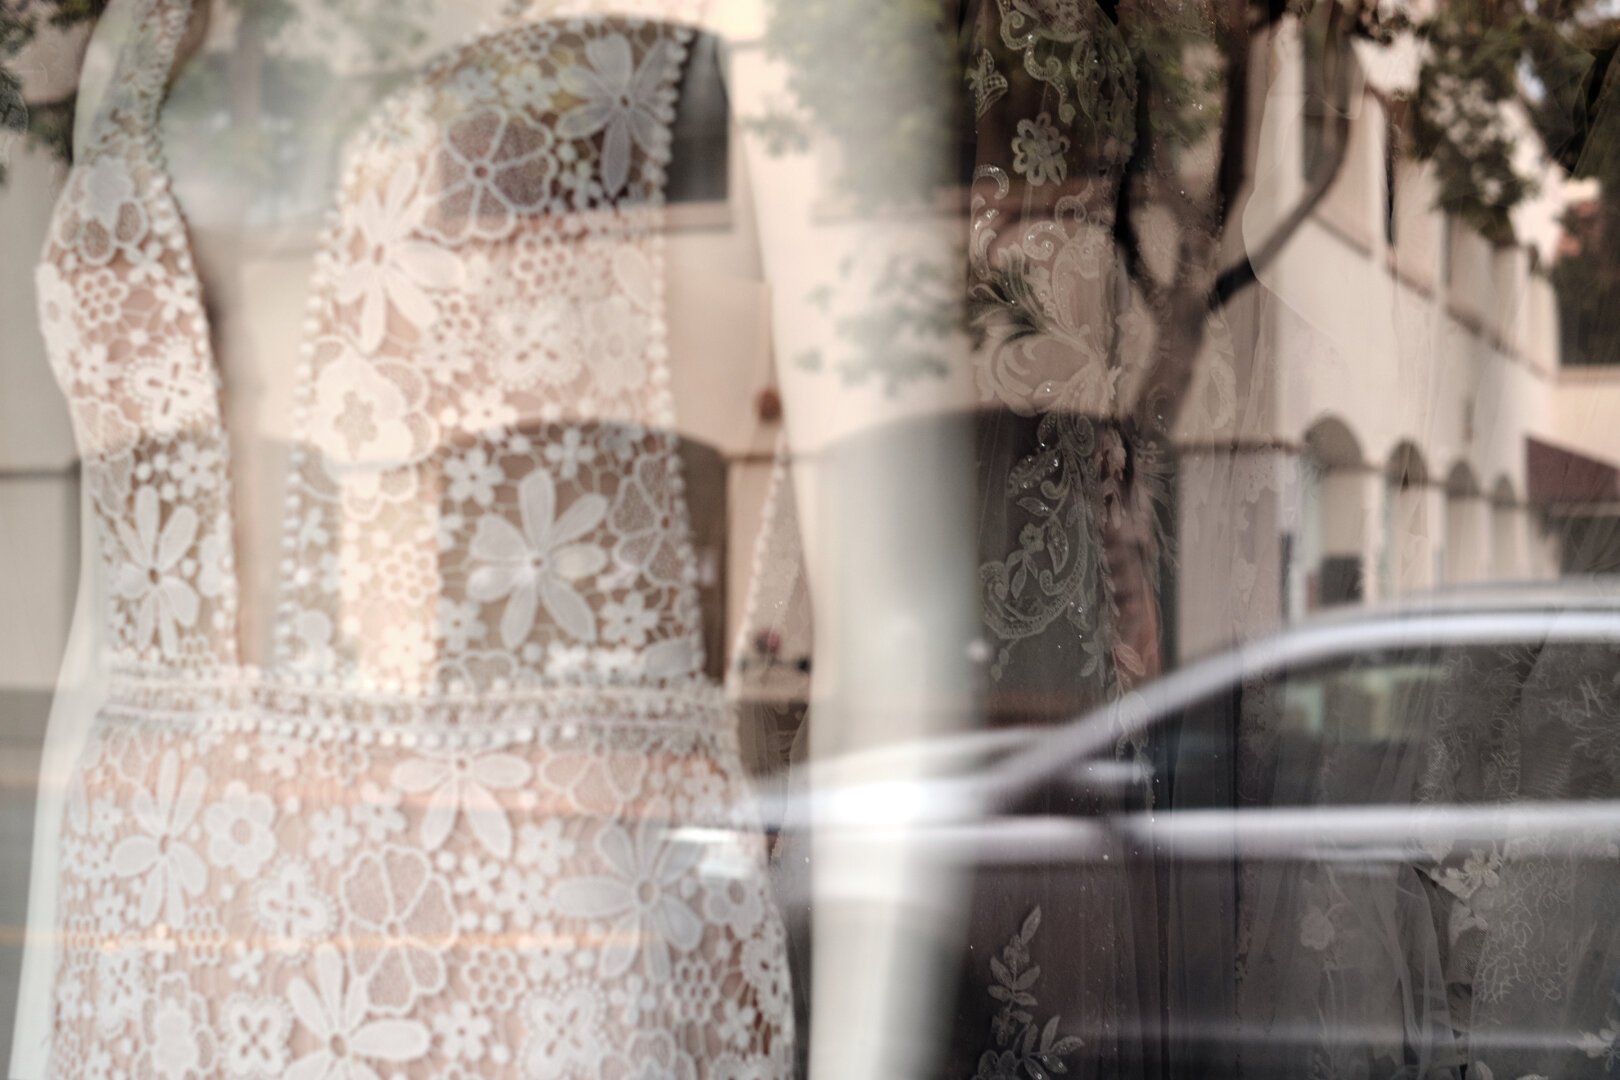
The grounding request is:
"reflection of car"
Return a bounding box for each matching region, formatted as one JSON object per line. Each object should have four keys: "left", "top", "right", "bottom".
{"left": 760, "top": 583, "right": 1620, "bottom": 1077}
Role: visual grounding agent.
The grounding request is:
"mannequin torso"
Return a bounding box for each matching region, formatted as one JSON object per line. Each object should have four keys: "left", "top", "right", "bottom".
{"left": 73, "top": 0, "right": 760, "bottom": 665}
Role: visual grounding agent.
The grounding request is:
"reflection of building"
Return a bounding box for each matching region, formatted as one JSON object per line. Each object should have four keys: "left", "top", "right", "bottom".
{"left": 1174, "top": 21, "right": 1620, "bottom": 659}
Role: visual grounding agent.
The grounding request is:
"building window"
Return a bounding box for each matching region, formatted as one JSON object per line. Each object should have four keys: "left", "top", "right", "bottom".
{"left": 666, "top": 34, "right": 730, "bottom": 206}
{"left": 1301, "top": 17, "right": 1347, "bottom": 185}
{"left": 1440, "top": 215, "right": 1453, "bottom": 285}
{"left": 1383, "top": 124, "right": 1397, "bottom": 246}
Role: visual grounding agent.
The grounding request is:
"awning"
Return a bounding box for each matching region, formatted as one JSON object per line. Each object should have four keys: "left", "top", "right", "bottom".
{"left": 1526, "top": 436, "right": 1620, "bottom": 506}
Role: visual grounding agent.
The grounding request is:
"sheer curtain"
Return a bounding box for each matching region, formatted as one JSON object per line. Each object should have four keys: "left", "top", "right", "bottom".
{"left": 1223, "top": 638, "right": 1620, "bottom": 1078}
{"left": 943, "top": 0, "right": 1620, "bottom": 1075}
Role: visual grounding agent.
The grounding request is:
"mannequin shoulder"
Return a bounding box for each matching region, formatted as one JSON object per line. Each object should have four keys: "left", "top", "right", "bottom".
{"left": 69, "top": 0, "right": 145, "bottom": 160}
{"left": 502, "top": 0, "right": 762, "bottom": 43}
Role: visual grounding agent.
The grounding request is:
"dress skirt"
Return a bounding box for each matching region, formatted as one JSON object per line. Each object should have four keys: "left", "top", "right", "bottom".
{"left": 45, "top": 674, "right": 793, "bottom": 1079}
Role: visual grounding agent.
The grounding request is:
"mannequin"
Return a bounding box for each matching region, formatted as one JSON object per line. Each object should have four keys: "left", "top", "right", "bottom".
{"left": 17, "top": 2, "right": 985, "bottom": 1078}
{"left": 72, "top": 0, "right": 755, "bottom": 665}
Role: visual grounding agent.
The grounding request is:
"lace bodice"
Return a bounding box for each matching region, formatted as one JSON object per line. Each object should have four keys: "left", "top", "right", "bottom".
{"left": 37, "top": 0, "right": 714, "bottom": 703}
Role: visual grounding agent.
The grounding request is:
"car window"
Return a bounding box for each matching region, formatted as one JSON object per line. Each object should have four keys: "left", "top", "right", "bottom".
{"left": 1137, "top": 638, "right": 1620, "bottom": 812}
{"left": 1238, "top": 648, "right": 1477, "bottom": 808}
{"left": 1149, "top": 644, "right": 1519, "bottom": 809}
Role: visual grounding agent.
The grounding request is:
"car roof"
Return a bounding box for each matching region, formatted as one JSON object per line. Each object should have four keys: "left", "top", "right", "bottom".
{"left": 771, "top": 580, "right": 1620, "bottom": 819}
{"left": 983, "top": 578, "right": 1620, "bottom": 804}
{"left": 1305, "top": 576, "right": 1620, "bottom": 622}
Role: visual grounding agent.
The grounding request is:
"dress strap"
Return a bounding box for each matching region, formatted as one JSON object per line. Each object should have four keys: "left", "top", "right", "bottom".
{"left": 80, "top": 0, "right": 193, "bottom": 158}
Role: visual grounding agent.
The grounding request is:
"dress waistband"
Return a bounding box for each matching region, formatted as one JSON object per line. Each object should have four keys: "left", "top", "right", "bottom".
{"left": 99, "top": 668, "right": 736, "bottom": 750}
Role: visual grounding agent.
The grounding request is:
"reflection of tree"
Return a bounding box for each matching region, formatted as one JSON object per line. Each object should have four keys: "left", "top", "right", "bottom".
{"left": 757, "top": 0, "right": 1620, "bottom": 690}
{"left": 0, "top": 0, "right": 104, "bottom": 181}
{"left": 758, "top": 0, "right": 962, "bottom": 205}
{"left": 758, "top": 0, "right": 1619, "bottom": 375}
{"left": 0, "top": 0, "right": 432, "bottom": 185}
{"left": 159, "top": 0, "right": 431, "bottom": 224}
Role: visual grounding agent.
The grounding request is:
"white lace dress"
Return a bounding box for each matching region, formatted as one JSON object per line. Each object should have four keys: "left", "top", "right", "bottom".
{"left": 31, "top": 1, "right": 793, "bottom": 1076}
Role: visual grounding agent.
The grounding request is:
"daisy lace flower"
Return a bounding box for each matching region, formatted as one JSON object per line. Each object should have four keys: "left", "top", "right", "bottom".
{"left": 552, "top": 812, "right": 704, "bottom": 982}
{"left": 109, "top": 750, "right": 208, "bottom": 927}
{"left": 557, "top": 34, "right": 678, "bottom": 194}
{"left": 467, "top": 469, "right": 609, "bottom": 647}
{"left": 286, "top": 945, "right": 430, "bottom": 1080}
{"left": 114, "top": 486, "right": 200, "bottom": 657}
{"left": 337, "top": 848, "right": 458, "bottom": 1014}
{"left": 334, "top": 161, "right": 463, "bottom": 353}
{"left": 391, "top": 748, "right": 534, "bottom": 858}
{"left": 420, "top": 107, "right": 560, "bottom": 245}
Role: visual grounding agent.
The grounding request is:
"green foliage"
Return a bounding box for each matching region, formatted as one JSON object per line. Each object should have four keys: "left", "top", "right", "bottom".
{"left": 0, "top": 0, "right": 428, "bottom": 187}
{"left": 1400, "top": 0, "right": 1620, "bottom": 364}
{"left": 1519, "top": 15, "right": 1616, "bottom": 177}
{"left": 0, "top": 0, "right": 107, "bottom": 182}
{"left": 759, "top": 0, "right": 963, "bottom": 204}
{"left": 1400, "top": 0, "right": 1620, "bottom": 245}
{"left": 819, "top": 248, "right": 966, "bottom": 392}
{"left": 0, "top": 6, "right": 39, "bottom": 60}
{"left": 1409, "top": 0, "right": 1542, "bottom": 242}
{"left": 1122, "top": 0, "right": 1224, "bottom": 162}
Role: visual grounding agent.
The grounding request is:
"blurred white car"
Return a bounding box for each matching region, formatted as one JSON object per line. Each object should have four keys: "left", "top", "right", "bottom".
{"left": 761, "top": 583, "right": 1620, "bottom": 1078}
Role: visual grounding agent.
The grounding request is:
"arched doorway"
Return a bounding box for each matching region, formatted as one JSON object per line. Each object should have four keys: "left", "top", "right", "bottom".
{"left": 1443, "top": 462, "right": 1489, "bottom": 583}
{"left": 1383, "top": 442, "right": 1438, "bottom": 596}
{"left": 1294, "top": 417, "right": 1371, "bottom": 614}
{"left": 1489, "top": 477, "right": 1522, "bottom": 579}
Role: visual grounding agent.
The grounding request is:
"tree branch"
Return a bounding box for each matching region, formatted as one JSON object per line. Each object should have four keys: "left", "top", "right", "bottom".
{"left": 1127, "top": 0, "right": 1361, "bottom": 434}
{"left": 1114, "top": 63, "right": 1170, "bottom": 313}
{"left": 1209, "top": 0, "right": 1358, "bottom": 310}
{"left": 1208, "top": 107, "right": 1351, "bottom": 307}
{"left": 1130, "top": 229, "right": 1218, "bottom": 437}
{"left": 1215, "top": 0, "right": 1254, "bottom": 234}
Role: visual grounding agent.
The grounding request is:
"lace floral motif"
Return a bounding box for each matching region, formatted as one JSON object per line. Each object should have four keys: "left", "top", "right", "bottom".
{"left": 52, "top": 706, "right": 790, "bottom": 1080}
{"left": 1010, "top": 113, "right": 1069, "bottom": 187}
{"left": 37, "top": 2, "right": 792, "bottom": 1077}
{"left": 1236, "top": 642, "right": 1620, "bottom": 1077}
{"left": 35, "top": 1, "right": 238, "bottom": 671}
{"left": 964, "top": 0, "right": 1250, "bottom": 692}
{"left": 1578, "top": 988, "right": 1620, "bottom": 1071}
{"left": 276, "top": 19, "right": 709, "bottom": 694}
{"left": 977, "top": 0, "right": 1136, "bottom": 146}
{"left": 37, "top": 5, "right": 714, "bottom": 694}
{"left": 972, "top": 908, "right": 1083, "bottom": 1080}
{"left": 968, "top": 172, "right": 1172, "bottom": 690}
{"left": 1413, "top": 645, "right": 1620, "bottom": 1016}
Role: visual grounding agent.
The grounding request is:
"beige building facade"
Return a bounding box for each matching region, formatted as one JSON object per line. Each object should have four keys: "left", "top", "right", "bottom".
{"left": 1172, "top": 20, "right": 1610, "bottom": 660}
